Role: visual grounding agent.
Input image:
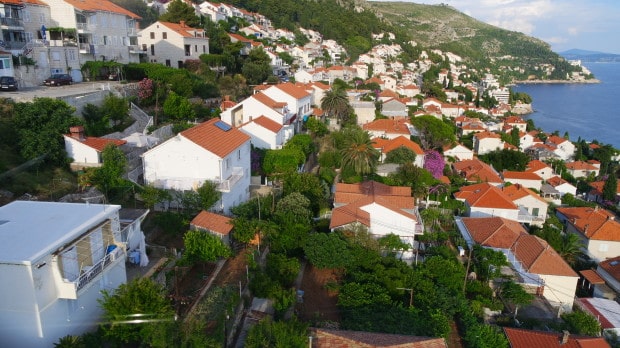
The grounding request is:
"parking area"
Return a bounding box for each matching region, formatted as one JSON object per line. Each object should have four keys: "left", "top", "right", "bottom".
{"left": 0, "top": 80, "right": 124, "bottom": 102}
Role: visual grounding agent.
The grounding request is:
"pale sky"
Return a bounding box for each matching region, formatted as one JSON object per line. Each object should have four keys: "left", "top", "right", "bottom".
{"left": 370, "top": 0, "right": 620, "bottom": 54}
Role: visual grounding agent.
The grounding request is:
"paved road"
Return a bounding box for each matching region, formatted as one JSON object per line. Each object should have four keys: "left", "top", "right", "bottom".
{"left": 0, "top": 80, "right": 124, "bottom": 102}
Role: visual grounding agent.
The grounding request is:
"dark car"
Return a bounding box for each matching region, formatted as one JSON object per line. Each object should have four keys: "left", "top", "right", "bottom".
{"left": 44, "top": 74, "right": 73, "bottom": 86}
{"left": 0, "top": 76, "right": 18, "bottom": 91}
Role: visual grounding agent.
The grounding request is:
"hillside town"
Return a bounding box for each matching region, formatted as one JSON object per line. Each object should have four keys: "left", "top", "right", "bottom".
{"left": 0, "top": 0, "right": 618, "bottom": 347}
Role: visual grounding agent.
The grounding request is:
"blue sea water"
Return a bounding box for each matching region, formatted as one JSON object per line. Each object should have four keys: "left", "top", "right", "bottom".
{"left": 512, "top": 62, "right": 620, "bottom": 149}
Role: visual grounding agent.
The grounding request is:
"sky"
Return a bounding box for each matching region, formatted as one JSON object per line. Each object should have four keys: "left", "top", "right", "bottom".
{"left": 371, "top": 0, "right": 620, "bottom": 54}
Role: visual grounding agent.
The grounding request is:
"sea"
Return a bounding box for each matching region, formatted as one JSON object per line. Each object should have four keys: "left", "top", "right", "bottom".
{"left": 512, "top": 62, "right": 620, "bottom": 149}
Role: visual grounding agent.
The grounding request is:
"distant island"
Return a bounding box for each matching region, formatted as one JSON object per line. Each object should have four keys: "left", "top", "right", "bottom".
{"left": 559, "top": 49, "right": 620, "bottom": 62}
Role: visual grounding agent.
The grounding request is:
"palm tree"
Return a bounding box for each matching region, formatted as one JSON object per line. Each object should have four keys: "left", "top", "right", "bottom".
{"left": 340, "top": 128, "right": 379, "bottom": 176}
{"left": 558, "top": 233, "right": 584, "bottom": 266}
{"left": 321, "top": 88, "right": 351, "bottom": 123}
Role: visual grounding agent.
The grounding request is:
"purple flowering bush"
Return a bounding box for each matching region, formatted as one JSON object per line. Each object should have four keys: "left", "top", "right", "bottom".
{"left": 423, "top": 150, "right": 445, "bottom": 179}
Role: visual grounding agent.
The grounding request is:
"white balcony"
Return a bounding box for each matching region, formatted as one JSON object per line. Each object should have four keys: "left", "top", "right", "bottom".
{"left": 217, "top": 167, "right": 244, "bottom": 192}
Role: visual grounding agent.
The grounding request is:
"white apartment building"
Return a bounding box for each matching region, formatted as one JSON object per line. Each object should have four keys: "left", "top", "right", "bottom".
{"left": 138, "top": 20, "right": 209, "bottom": 68}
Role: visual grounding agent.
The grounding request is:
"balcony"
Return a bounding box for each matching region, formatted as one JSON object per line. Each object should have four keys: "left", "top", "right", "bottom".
{"left": 217, "top": 167, "right": 244, "bottom": 192}
{"left": 0, "top": 17, "right": 23, "bottom": 28}
{"left": 55, "top": 245, "right": 125, "bottom": 299}
{"left": 76, "top": 22, "right": 95, "bottom": 33}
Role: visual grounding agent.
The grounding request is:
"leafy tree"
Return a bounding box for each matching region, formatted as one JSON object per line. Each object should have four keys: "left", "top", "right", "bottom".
{"left": 321, "top": 88, "right": 352, "bottom": 123}
{"left": 304, "top": 232, "right": 352, "bottom": 269}
{"left": 462, "top": 323, "right": 509, "bottom": 348}
{"left": 266, "top": 253, "right": 300, "bottom": 287}
{"left": 182, "top": 230, "right": 232, "bottom": 264}
{"left": 284, "top": 134, "right": 315, "bottom": 157}
{"left": 388, "top": 163, "right": 437, "bottom": 200}
{"left": 603, "top": 169, "right": 618, "bottom": 201}
{"left": 498, "top": 280, "right": 534, "bottom": 317}
{"left": 275, "top": 192, "right": 313, "bottom": 225}
{"left": 269, "top": 223, "right": 310, "bottom": 256}
{"left": 411, "top": 115, "right": 456, "bottom": 150}
{"left": 378, "top": 233, "right": 410, "bottom": 257}
{"left": 305, "top": 117, "right": 328, "bottom": 137}
{"left": 101, "top": 93, "right": 129, "bottom": 127}
{"left": 92, "top": 144, "right": 127, "bottom": 197}
{"left": 217, "top": 74, "right": 248, "bottom": 101}
{"left": 509, "top": 127, "right": 521, "bottom": 148}
{"left": 340, "top": 127, "right": 380, "bottom": 176}
{"left": 196, "top": 181, "right": 222, "bottom": 211}
{"left": 230, "top": 217, "right": 260, "bottom": 244}
{"left": 163, "top": 91, "right": 196, "bottom": 121}
{"left": 139, "top": 185, "right": 171, "bottom": 209}
{"left": 283, "top": 172, "right": 328, "bottom": 214}
{"left": 262, "top": 148, "right": 305, "bottom": 178}
{"left": 384, "top": 146, "right": 417, "bottom": 164}
{"left": 562, "top": 310, "right": 602, "bottom": 336}
{"left": 244, "top": 317, "right": 308, "bottom": 348}
{"left": 557, "top": 232, "right": 584, "bottom": 266}
{"left": 110, "top": 0, "right": 159, "bottom": 27}
{"left": 99, "top": 278, "right": 177, "bottom": 347}
{"left": 241, "top": 48, "right": 272, "bottom": 85}
{"left": 158, "top": 0, "right": 200, "bottom": 27}
{"left": 13, "top": 98, "right": 80, "bottom": 165}
{"left": 82, "top": 103, "right": 110, "bottom": 136}
{"left": 338, "top": 282, "right": 392, "bottom": 308}
{"left": 478, "top": 149, "right": 530, "bottom": 171}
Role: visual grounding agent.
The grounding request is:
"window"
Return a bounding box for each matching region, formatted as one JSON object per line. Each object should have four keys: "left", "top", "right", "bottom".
{"left": 532, "top": 208, "right": 540, "bottom": 216}
{"left": 162, "top": 32, "right": 167, "bottom": 39}
{"left": 23, "top": 10, "right": 30, "bottom": 22}
{"left": 165, "top": 59, "right": 170, "bottom": 67}
{"left": 150, "top": 44, "right": 155, "bottom": 55}
{"left": 67, "top": 49, "right": 76, "bottom": 61}
{"left": 150, "top": 32, "right": 155, "bottom": 39}
{"left": 237, "top": 150, "right": 241, "bottom": 160}
{"left": 194, "top": 45, "right": 198, "bottom": 53}
{"left": 202, "top": 45, "right": 206, "bottom": 53}
{"left": 184, "top": 45, "right": 190, "bottom": 56}
{"left": 599, "top": 243, "right": 609, "bottom": 252}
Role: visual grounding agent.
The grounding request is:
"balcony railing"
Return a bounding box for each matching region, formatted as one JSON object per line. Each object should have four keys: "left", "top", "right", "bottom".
{"left": 76, "top": 246, "right": 124, "bottom": 292}
{"left": 217, "top": 167, "right": 244, "bottom": 192}
{"left": 0, "top": 17, "right": 23, "bottom": 27}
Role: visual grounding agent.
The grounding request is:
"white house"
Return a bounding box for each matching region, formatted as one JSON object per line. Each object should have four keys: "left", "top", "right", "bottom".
{"left": 454, "top": 183, "right": 519, "bottom": 222}
{"left": 546, "top": 176, "right": 577, "bottom": 197}
{"left": 142, "top": 118, "right": 251, "bottom": 214}
{"left": 473, "top": 131, "right": 504, "bottom": 155}
{"left": 362, "top": 118, "right": 414, "bottom": 140}
{"left": 556, "top": 206, "right": 620, "bottom": 262}
{"left": 524, "top": 160, "right": 555, "bottom": 180}
{"left": 565, "top": 160, "right": 600, "bottom": 179}
{"left": 501, "top": 184, "right": 548, "bottom": 226}
{"left": 260, "top": 82, "right": 313, "bottom": 124}
{"left": 457, "top": 216, "right": 579, "bottom": 313}
{"left": 501, "top": 171, "right": 543, "bottom": 191}
{"left": 63, "top": 126, "right": 127, "bottom": 169}
{"left": 330, "top": 181, "right": 424, "bottom": 258}
{"left": 443, "top": 144, "right": 474, "bottom": 161}
{"left": 138, "top": 20, "right": 209, "bottom": 68}
{"left": 546, "top": 135, "right": 575, "bottom": 161}
{"left": 372, "top": 136, "right": 425, "bottom": 168}
{"left": 239, "top": 116, "right": 285, "bottom": 150}
{"left": 0, "top": 201, "right": 148, "bottom": 347}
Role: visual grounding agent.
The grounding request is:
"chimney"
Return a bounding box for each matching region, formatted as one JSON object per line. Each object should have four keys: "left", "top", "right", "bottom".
{"left": 180, "top": 20, "right": 186, "bottom": 28}
{"left": 69, "top": 126, "right": 85, "bottom": 141}
{"left": 560, "top": 330, "right": 570, "bottom": 345}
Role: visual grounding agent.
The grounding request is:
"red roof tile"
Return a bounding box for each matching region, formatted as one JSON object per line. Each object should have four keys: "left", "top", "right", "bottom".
{"left": 526, "top": 159, "right": 552, "bottom": 173}
{"left": 190, "top": 210, "right": 233, "bottom": 235}
{"left": 556, "top": 206, "right": 620, "bottom": 241}
{"left": 363, "top": 119, "right": 411, "bottom": 135}
{"left": 274, "top": 82, "right": 310, "bottom": 99}
{"left": 181, "top": 118, "right": 250, "bottom": 158}
{"left": 566, "top": 161, "right": 598, "bottom": 171}
{"left": 453, "top": 158, "right": 503, "bottom": 184}
{"left": 63, "top": 0, "right": 140, "bottom": 19}
{"left": 160, "top": 21, "right": 206, "bottom": 38}
{"left": 252, "top": 92, "right": 287, "bottom": 109}
{"left": 372, "top": 136, "right": 424, "bottom": 155}
{"left": 503, "top": 327, "right": 610, "bottom": 348}
{"left": 65, "top": 134, "right": 126, "bottom": 152}
{"left": 598, "top": 256, "right": 620, "bottom": 283}
{"left": 501, "top": 184, "right": 547, "bottom": 204}
{"left": 502, "top": 171, "right": 542, "bottom": 181}
{"left": 461, "top": 217, "right": 525, "bottom": 248}
{"left": 252, "top": 116, "right": 282, "bottom": 133}
{"left": 456, "top": 183, "right": 516, "bottom": 210}
{"left": 512, "top": 234, "right": 577, "bottom": 276}
{"left": 313, "top": 328, "right": 447, "bottom": 348}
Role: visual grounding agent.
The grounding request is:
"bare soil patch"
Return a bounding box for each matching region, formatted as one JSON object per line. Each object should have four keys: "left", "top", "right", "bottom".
{"left": 297, "top": 263, "right": 341, "bottom": 324}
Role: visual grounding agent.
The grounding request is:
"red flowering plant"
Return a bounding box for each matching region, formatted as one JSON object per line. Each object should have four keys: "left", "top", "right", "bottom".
{"left": 137, "top": 78, "right": 155, "bottom": 105}
{"left": 423, "top": 150, "right": 445, "bottom": 179}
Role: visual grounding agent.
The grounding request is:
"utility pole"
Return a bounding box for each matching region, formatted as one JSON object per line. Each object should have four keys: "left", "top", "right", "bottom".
{"left": 396, "top": 287, "right": 413, "bottom": 307}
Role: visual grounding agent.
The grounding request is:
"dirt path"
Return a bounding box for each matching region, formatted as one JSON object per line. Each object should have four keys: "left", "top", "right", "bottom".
{"left": 297, "top": 263, "right": 340, "bottom": 324}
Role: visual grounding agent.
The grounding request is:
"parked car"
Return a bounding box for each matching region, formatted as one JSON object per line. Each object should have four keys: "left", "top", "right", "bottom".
{"left": 44, "top": 74, "right": 73, "bottom": 86}
{"left": 0, "top": 76, "right": 18, "bottom": 91}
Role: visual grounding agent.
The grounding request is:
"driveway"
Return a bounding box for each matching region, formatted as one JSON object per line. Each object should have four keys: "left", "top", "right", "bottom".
{"left": 0, "top": 80, "right": 124, "bottom": 102}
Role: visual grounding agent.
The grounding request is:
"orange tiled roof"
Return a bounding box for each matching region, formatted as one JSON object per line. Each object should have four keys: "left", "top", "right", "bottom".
{"left": 474, "top": 131, "right": 501, "bottom": 139}
{"left": 362, "top": 119, "right": 411, "bottom": 135}
{"left": 1, "top": 0, "right": 46, "bottom": 5}
{"left": 190, "top": 210, "right": 233, "bottom": 235}
{"left": 253, "top": 92, "right": 287, "bottom": 109}
{"left": 501, "top": 184, "right": 547, "bottom": 204}
{"left": 461, "top": 216, "right": 525, "bottom": 248}
{"left": 274, "top": 82, "right": 310, "bottom": 99}
{"left": 546, "top": 135, "right": 569, "bottom": 145}
{"left": 372, "top": 136, "right": 424, "bottom": 155}
{"left": 556, "top": 206, "right": 620, "bottom": 241}
{"left": 452, "top": 158, "right": 503, "bottom": 184}
{"left": 455, "top": 183, "right": 517, "bottom": 210}
{"left": 589, "top": 181, "right": 620, "bottom": 196}
{"left": 181, "top": 118, "right": 250, "bottom": 158}
{"left": 160, "top": 21, "right": 206, "bottom": 38}
{"left": 546, "top": 175, "right": 570, "bottom": 187}
{"left": 503, "top": 327, "right": 609, "bottom": 348}
{"left": 63, "top": 0, "right": 140, "bottom": 19}
{"left": 565, "top": 160, "right": 598, "bottom": 171}
{"left": 579, "top": 269, "right": 605, "bottom": 284}
{"left": 511, "top": 234, "right": 577, "bottom": 277}
{"left": 598, "top": 256, "right": 620, "bottom": 283}
{"left": 502, "top": 171, "right": 542, "bottom": 181}
{"left": 65, "top": 134, "right": 126, "bottom": 152}
{"left": 252, "top": 116, "right": 282, "bottom": 133}
{"left": 313, "top": 328, "right": 447, "bottom": 348}
{"left": 334, "top": 181, "right": 411, "bottom": 204}
{"left": 525, "top": 160, "right": 551, "bottom": 173}
{"left": 504, "top": 115, "right": 526, "bottom": 124}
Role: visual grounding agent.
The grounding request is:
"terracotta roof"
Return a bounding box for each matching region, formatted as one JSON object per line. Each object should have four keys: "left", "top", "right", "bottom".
{"left": 474, "top": 131, "right": 501, "bottom": 139}
{"left": 501, "top": 184, "right": 547, "bottom": 204}
{"left": 546, "top": 135, "right": 569, "bottom": 145}
{"left": 511, "top": 234, "right": 577, "bottom": 277}
{"left": 379, "top": 89, "right": 399, "bottom": 98}
{"left": 313, "top": 328, "right": 447, "bottom": 348}
{"left": 1, "top": 0, "right": 46, "bottom": 5}
{"left": 362, "top": 119, "right": 411, "bottom": 135}
{"left": 64, "top": 134, "right": 126, "bottom": 152}
{"left": 556, "top": 207, "right": 620, "bottom": 241}
{"left": 503, "top": 327, "right": 610, "bottom": 348}
{"left": 181, "top": 118, "right": 250, "bottom": 158}
{"left": 502, "top": 171, "right": 542, "bottom": 181}
{"left": 526, "top": 159, "right": 551, "bottom": 173}
{"left": 334, "top": 181, "right": 411, "bottom": 204}
{"left": 452, "top": 159, "right": 503, "bottom": 184}
{"left": 588, "top": 181, "right": 620, "bottom": 196}
{"left": 190, "top": 210, "right": 233, "bottom": 235}
{"left": 461, "top": 217, "right": 525, "bottom": 248}
{"left": 504, "top": 115, "right": 526, "bottom": 124}
{"left": 566, "top": 161, "right": 598, "bottom": 171}
{"left": 546, "top": 176, "right": 570, "bottom": 187}
{"left": 63, "top": 0, "right": 140, "bottom": 19}
{"left": 159, "top": 21, "right": 206, "bottom": 38}
{"left": 598, "top": 256, "right": 620, "bottom": 283}
{"left": 252, "top": 116, "right": 282, "bottom": 133}
{"left": 273, "top": 82, "right": 310, "bottom": 99}
{"left": 252, "top": 92, "right": 287, "bottom": 109}
{"left": 228, "top": 32, "right": 253, "bottom": 43}
{"left": 579, "top": 269, "right": 605, "bottom": 284}
{"left": 455, "top": 183, "right": 517, "bottom": 210}
{"left": 372, "top": 136, "right": 424, "bottom": 155}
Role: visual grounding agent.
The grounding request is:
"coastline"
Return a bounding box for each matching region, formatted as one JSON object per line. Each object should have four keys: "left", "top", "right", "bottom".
{"left": 513, "top": 79, "right": 600, "bottom": 84}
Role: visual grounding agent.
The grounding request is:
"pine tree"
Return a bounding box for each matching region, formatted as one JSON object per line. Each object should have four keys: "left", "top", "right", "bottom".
{"left": 603, "top": 166, "right": 618, "bottom": 202}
